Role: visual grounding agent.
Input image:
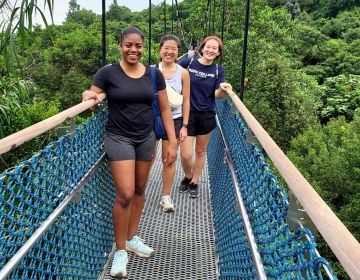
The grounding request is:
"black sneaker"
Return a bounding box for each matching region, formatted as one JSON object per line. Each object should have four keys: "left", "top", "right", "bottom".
{"left": 179, "top": 177, "right": 191, "bottom": 193}
{"left": 188, "top": 182, "right": 199, "bottom": 198}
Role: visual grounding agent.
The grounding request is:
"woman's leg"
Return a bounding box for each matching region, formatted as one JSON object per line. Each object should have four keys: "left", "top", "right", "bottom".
{"left": 191, "top": 132, "right": 212, "bottom": 184}
{"left": 109, "top": 160, "right": 136, "bottom": 250}
{"left": 161, "top": 140, "right": 176, "bottom": 196}
{"left": 180, "top": 136, "right": 195, "bottom": 179}
{"left": 127, "top": 160, "right": 153, "bottom": 239}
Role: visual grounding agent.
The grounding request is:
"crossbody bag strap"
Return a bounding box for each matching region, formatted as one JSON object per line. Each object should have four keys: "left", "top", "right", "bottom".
{"left": 158, "top": 62, "right": 163, "bottom": 73}
{"left": 149, "top": 66, "right": 157, "bottom": 95}
{"left": 187, "top": 57, "right": 194, "bottom": 70}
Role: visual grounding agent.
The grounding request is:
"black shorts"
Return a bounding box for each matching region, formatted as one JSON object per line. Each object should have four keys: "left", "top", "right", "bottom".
{"left": 187, "top": 111, "right": 217, "bottom": 136}
{"left": 159, "top": 117, "right": 183, "bottom": 140}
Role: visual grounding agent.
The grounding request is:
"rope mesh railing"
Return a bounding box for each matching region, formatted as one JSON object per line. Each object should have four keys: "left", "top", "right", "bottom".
{"left": 0, "top": 98, "right": 349, "bottom": 279}
{"left": 207, "top": 98, "right": 336, "bottom": 279}
{"left": 0, "top": 109, "right": 115, "bottom": 279}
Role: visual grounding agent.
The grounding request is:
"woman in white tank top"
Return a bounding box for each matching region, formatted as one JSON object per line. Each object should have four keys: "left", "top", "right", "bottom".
{"left": 157, "top": 35, "right": 190, "bottom": 212}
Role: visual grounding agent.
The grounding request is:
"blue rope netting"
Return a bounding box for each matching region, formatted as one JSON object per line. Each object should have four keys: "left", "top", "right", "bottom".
{"left": 208, "top": 99, "right": 337, "bottom": 280}
{"left": 1, "top": 101, "right": 339, "bottom": 279}
{"left": 0, "top": 109, "right": 115, "bottom": 279}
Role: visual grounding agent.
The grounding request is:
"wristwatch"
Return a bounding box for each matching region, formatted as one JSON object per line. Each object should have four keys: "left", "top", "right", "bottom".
{"left": 182, "top": 124, "right": 188, "bottom": 128}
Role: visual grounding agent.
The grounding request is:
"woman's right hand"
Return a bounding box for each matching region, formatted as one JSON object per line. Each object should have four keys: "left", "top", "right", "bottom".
{"left": 163, "top": 139, "right": 177, "bottom": 166}
{"left": 82, "top": 90, "right": 101, "bottom": 102}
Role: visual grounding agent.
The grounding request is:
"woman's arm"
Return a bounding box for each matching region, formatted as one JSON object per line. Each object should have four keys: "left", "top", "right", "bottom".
{"left": 179, "top": 68, "right": 191, "bottom": 142}
{"left": 158, "top": 89, "right": 177, "bottom": 165}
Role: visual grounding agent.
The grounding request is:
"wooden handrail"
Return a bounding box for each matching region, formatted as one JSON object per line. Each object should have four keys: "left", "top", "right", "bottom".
{"left": 0, "top": 94, "right": 106, "bottom": 155}
{"left": 225, "top": 89, "right": 360, "bottom": 280}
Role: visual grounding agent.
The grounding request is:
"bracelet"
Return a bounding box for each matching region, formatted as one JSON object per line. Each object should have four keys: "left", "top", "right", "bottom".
{"left": 182, "top": 124, "right": 188, "bottom": 128}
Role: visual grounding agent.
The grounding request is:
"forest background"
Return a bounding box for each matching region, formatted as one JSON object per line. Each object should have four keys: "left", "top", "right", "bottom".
{"left": 1, "top": 0, "right": 359, "bottom": 278}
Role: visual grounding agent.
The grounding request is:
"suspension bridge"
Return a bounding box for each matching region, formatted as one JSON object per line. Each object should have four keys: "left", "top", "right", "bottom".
{"left": 1, "top": 0, "right": 360, "bottom": 279}
{"left": 1, "top": 90, "right": 360, "bottom": 279}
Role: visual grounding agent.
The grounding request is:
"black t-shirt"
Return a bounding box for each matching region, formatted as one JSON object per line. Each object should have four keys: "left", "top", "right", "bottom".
{"left": 93, "top": 63, "right": 166, "bottom": 139}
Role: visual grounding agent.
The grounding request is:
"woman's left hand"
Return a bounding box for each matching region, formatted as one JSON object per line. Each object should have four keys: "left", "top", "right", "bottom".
{"left": 178, "top": 127, "right": 188, "bottom": 143}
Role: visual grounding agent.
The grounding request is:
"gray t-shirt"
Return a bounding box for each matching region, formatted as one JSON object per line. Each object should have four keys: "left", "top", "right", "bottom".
{"left": 93, "top": 63, "right": 166, "bottom": 139}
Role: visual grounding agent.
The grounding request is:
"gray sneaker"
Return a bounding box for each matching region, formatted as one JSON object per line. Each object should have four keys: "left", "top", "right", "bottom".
{"left": 188, "top": 182, "right": 199, "bottom": 198}
{"left": 179, "top": 177, "right": 191, "bottom": 193}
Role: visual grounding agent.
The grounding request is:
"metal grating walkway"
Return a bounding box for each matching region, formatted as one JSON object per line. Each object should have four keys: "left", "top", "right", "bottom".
{"left": 102, "top": 145, "right": 218, "bottom": 280}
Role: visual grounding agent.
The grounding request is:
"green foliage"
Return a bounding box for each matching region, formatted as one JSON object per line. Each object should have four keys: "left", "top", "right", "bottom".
{"left": 0, "top": 0, "right": 54, "bottom": 71}
{"left": 290, "top": 113, "right": 360, "bottom": 213}
{"left": 244, "top": 55, "right": 319, "bottom": 150}
{"left": 319, "top": 7, "right": 360, "bottom": 39}
{"left": 8, "top": 100, "right": 59, "bottom": 135}
{"left": 294, "top": 10, "right": 360, "bottom": 83}
{"left": 107, "top": 0, "right": 132, "bottom": 23}
{"left": 317, "top": 74, "right": 360, "bottom": 122}
{"left": 285, "top": 0, "right": 301, "bottom": 18}
{"left": 56, "top": 68, "right": 91, "bottom": 109}
{"left": 66, "top": 8, "right": 98, "bottom": 27}
{"left": 0, "top": 76, "right": 32, "bottom": 138}
{"left": 339, "top": 194, "right": 360, "bottom": 241}
{"left": 21, "top": 26, "right": 102, "bottom": 110}
{"left": 289, "top": 115, "right": 360, "bottom": 209}
{"left": 288, "top": 114, "right": 360, "bottom": 274}
{"left": 316, "top": 0, "right": 359, "bottom": 18}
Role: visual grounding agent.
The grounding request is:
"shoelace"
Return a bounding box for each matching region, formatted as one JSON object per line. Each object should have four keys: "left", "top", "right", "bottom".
{"left": 189, "top": 183, "right": 198, "bottom": 190}
{"left": 113, "top": 251, "right": 126, "bottom": 265}
{"left": 131, "top": 236, "right": 145, "bottom": 249}
{"left": 163, "top": 196, "right": 172, "bottom": 205}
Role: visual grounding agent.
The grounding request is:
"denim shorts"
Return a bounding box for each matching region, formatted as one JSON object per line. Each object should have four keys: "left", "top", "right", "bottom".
{"left": 104, "top": 131, "right": 156, "bottom": 161}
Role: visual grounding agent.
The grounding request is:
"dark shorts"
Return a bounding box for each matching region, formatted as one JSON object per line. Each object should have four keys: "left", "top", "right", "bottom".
{"left": 104, "top": 131, "right": 156, "bottom": 161}
{"left": 159, "top": 117, "right": 183, "bottom": 140}
{"left": 187, "top": 111, "right": 217, "bottom": 136}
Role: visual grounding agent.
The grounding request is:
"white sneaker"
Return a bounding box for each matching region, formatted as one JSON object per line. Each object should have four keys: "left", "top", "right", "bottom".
{"left": 126, "top": 236, "right": 154, "bottom": 258}
{"left": 110, "top": 250, "right": 128, "bottom": 278}
{"left": 160, "top": 195, "right": 174, "bottom": 212}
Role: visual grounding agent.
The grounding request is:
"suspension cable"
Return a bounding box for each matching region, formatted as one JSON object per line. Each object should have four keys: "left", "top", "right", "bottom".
{"left": 212, "top": 0, "right": 216, "bottom": 34}
{"left": 171, "top": 0, "right": 174, "bottom": 33}
{"left": 220, "top": 0, "right": 225, "bottom": 63}
{"left": 239, "top": 0, "right": 250, "bottom": 100}
{"left": 163, "top": 0, "right": 167, "bottom": 34}
{"left": 174, "top": 0, "right": 190, "bottom": 48}
{"left": 204, "top": 0, "right": 211, "bottom": 37}
{"left": 148, "top": 0, "right": 152, "bottom": 65}
{"left": 101, "top": 0, "right": 106, "bottom": 66}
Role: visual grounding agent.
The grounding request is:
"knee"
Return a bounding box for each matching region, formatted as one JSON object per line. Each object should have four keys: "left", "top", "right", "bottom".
{"left": 195, "top": 149, "right": 206, "bottom": 158}
{"left": 114, "top": 193, "right": 133, "bottom": 208}
{"left": 134, "top": 183, "right": 146, "bottom": 196}
{"left": 181, "top": 152, "right": 192, "bottom": 162}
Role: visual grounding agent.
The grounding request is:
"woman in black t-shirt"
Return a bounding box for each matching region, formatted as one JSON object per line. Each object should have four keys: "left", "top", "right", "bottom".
{"left": 82, "top": 27, "right": 177, "bottom": 278}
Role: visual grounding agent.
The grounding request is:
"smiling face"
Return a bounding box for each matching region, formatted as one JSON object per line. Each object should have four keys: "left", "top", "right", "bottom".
{"left": 119, "top": 33, "right": 144, "bottom": 65}
{"left": 201, "top": 39, "right": 221, "bottom": 61}
{"left": 160, "top": 39, "right": 179, "bottom": 64}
